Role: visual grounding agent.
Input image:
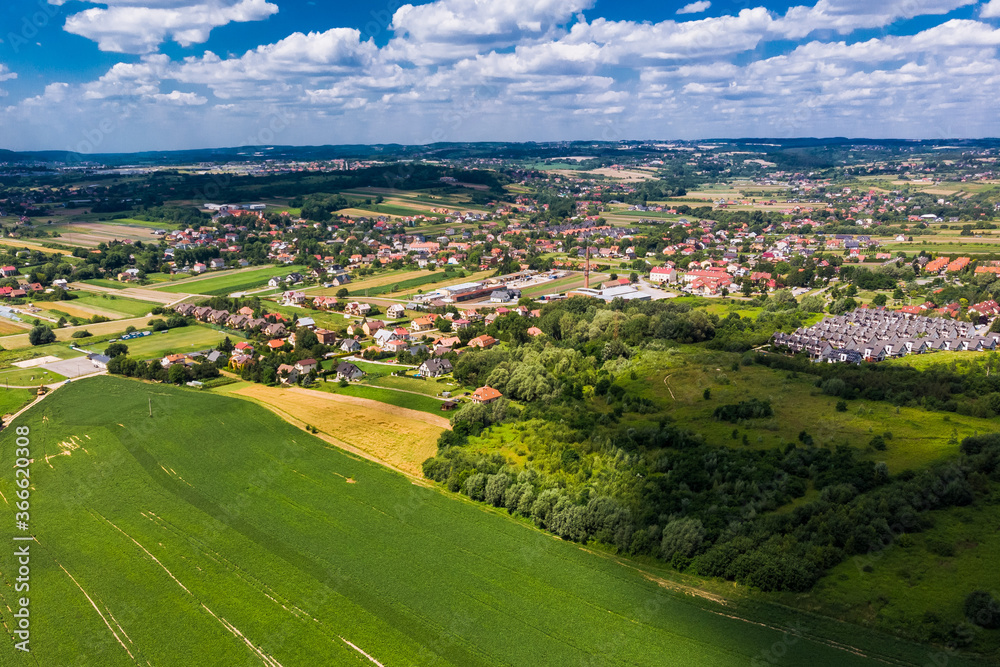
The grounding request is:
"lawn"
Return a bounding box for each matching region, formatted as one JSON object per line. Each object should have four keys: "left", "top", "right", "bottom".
{"left": 0, "top": 366, "right": 67, "bottom": 386}
{"left": 0, "top": 376, "right": 952, "bottom": 666}
{"left": 154, "top": 265, "right": 306, "bottom": 296}
{"left": 369, "top": 373, "right": 464, "bottom": 397}
{"left": 313, "top": 380, "right": 451, "bottom": 415}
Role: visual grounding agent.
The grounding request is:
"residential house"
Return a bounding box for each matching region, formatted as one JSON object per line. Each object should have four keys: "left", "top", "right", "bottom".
{"left": 472, "top": 385, "right": 503, "bottom": 405}
{"left": 418, "top": 358, "right": 453, "bottom": 377}
{"left": 336, "top": 362, "right": 365, "bottom": 381}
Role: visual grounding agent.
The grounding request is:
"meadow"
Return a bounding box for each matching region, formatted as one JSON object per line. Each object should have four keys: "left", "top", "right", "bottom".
{"left": 154, "top": 265, "right": 305, "bottom": 296}
{"left": 0, "top": 376, "right": 959, "bottom": 666}
{"left": 795, "top": 499, "right": 1000, "bottom": 655}
{"left": 622, "top": 347, "right": 996, "bottom": 473}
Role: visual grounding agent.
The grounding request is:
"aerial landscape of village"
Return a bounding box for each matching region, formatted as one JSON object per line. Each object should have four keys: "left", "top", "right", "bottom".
{"left": 3, "top": 0, "right": 1000, "bottom": 665}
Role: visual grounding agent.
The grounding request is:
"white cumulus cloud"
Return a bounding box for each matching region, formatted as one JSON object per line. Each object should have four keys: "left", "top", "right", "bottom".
{"left": 982, "top": 0, "right": 1000, "bottom": 18}
{"left": 56, "top": 0, "right": 278, "bottom": 54}
{"left": 677, "top": 1, "right": 711, "bottom": 15}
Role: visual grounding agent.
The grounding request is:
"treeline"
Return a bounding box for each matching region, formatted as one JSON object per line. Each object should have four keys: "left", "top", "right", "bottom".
{"left": 425, "top": 416, "right": 1000, "bottom": 593}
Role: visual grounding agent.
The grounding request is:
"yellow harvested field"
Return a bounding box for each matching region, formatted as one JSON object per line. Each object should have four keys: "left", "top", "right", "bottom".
{"left": 586, "top": 167, "right": 658, "bottom": 181}
{"left": 0, "top": 320, "right": 29, "bottom": 335}
{"left": 233, "top": 384, "right": 447, "bottom": 477}
{"left": 0, "top": 238, "right": 72, "bottom": 255}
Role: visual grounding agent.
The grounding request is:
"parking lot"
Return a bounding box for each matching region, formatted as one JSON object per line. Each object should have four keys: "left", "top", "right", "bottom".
{"left": 41, "top": 357, "right": 102, "bottom": 379}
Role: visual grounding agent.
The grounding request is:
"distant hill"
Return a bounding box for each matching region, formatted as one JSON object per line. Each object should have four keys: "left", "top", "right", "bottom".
{"left": 2, "top": 138, "right": 999, "bottom": 166}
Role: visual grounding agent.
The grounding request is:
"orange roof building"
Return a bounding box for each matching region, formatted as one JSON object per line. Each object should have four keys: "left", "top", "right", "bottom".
{"left": 472, "top": 386, "right": 503, "bottom": 404}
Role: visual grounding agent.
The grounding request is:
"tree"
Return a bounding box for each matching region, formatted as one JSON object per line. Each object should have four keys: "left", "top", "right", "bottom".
{"left": 168, "top": 364, "right": 188, "bottom": 385}
{"left": 104, "top": 342, "right": 129, "bottom": 358}
{"left": 703, "top": 388, "right": 711, "bottom": 400}
{"left": 965, "top": 591, "right": 1000, "bottom": 629}
{"left": 872, "top": 293, "right": 888, "bottom": 307}
{"left": 660, "top": 518, "right": 705, "bottom": 566}
{"left": 218, "top": 336, "right": 235, "bottom": 353}
{"left": 28, "top": 326, "right": 56, "bottom": 346}
{"left": 836, "top": 400, "right": 848, "bottom": 412}
{"left": 336, "top": 288, "right": 349, "bottom": 298}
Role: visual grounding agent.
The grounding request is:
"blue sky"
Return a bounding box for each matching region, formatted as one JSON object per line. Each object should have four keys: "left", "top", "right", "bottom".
{"left": 0, "top": 0, "right": 998, "bottom": 152}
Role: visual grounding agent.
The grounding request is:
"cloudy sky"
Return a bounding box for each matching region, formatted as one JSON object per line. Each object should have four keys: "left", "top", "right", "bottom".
{"left": 0, "top": 0, "right": 999, "bottom": 152}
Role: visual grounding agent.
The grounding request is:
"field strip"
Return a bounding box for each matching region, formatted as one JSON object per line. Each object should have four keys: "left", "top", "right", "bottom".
{"left": 339, "top": 637, "right": 385, "bottom": 666}
{"left": 229, "top": 384, "right": 445, "bottom": 479}
{"left": 239, "top": 385, "right": 450, "bottom": 429}
{"left": 57, "top": 562, "right": 139, "bottom": 663}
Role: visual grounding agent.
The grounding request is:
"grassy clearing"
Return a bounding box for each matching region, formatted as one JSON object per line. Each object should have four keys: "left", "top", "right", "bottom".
{"left": 624, "top": 348, "right": 993, "bottom": 473}
{"left": 0, "top": 387, "right": 36, "bottom": 413}
{"left": 154, "top": 265, "right": 305, "bottom": 295}
{"left": 793, "top": 498, "right": 1000, "bottom": 655}
{"left": 0, "top": 376, "right": 949, "bottom": 666}
{"left": 368, "top": 374, "right": 463, "bottom": 397}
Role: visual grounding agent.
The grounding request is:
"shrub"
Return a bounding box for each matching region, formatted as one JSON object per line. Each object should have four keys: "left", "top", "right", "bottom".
{"left": 835, "top": 400, "right": 848, "bottom": 412}
{"left": 70, "top": 330, "right": 92, "bottom": 339}
{"left": 713, "top": 399, "right": 773, "bottom": 422}
{"left": 964, "top": 591, "right": 1000, "bottom": 629}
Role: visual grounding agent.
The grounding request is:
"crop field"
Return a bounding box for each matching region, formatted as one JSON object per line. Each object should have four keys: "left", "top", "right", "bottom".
{"left": 78, "top": 325, "right": 245, "bottom": 360}
{"left": 351, "top": 271, "right": 462, "bottom": 297}
{"left": 45, "top": 294, "right": 157, "bottom": 320}
{"left": 232, "top": 382, "right": 445, "bottom": 476}
{"left": 154, "top": 265, "right": 306, "bottom": 296}
{"left": 0, "top": 317, "right": 153, "bottom": 349}
{"left": 310, "top": 269, "right": 433, "bottom": 297}
{"left": 394, "top": 270, "right": 495, "bottom": 298}
{"left": 0, "top": 319, "right": 29, "bottom": 335}
{"left": 0, "top": 238, "right": 73, "bottom": 255}
{"left": 51, "top": 222, "right": 160, "bottom": 248}
{"left": 78, "top": 279, "right": 128, "bottom": 290}
{"left": 0, "top": 376, "right": 952, "bottom": 666}
{"left": 624, "top": 348, "right": 995, "bottom": 473}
